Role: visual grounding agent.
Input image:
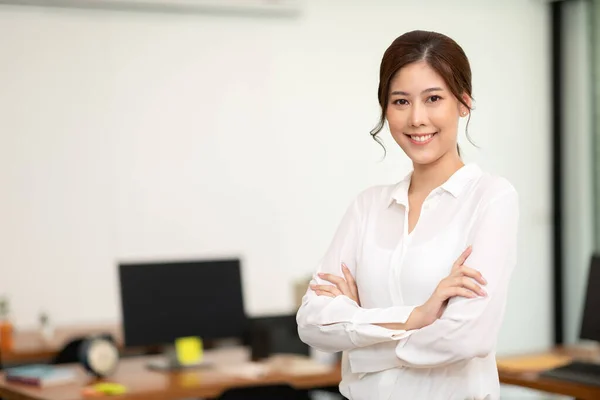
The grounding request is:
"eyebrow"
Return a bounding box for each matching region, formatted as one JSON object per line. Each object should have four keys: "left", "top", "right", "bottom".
{"left": 390, "top": 87, "right": 444, "bottom": 96}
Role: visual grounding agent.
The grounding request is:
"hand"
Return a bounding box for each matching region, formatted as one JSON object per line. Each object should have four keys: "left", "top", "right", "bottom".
{"left": 310, "top": 263, "right": 361, "bottom": 306}
{"left": 415, "top": 246, "right": 487, "bottom": 329}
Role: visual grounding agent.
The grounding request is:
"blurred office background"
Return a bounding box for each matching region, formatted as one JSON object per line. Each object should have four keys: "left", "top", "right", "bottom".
{"left": 0, "top": 0, "right": 598, "bottom": 398}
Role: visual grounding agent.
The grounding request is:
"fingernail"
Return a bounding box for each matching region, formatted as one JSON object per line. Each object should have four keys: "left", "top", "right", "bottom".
{"left": 482, "top": 277, "right": 488, "bottom": 285}
{"left": 480, "top": 289, "right": 487, "bottom": 297}
{"left": 318, "top": 273, "right": 324, "bottom": 277}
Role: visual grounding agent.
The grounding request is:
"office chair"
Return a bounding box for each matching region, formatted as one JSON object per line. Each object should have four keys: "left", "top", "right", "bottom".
{"left": 243, "top": 314, "right": 309, "bottom": 361}
{"left": 217, "top": 384, "right": 311, "bottom": 400}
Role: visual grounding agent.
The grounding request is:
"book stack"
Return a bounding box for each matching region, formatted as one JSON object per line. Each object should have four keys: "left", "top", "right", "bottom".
{"left": 5, "top": 365, "right": 76, "bottom": 387}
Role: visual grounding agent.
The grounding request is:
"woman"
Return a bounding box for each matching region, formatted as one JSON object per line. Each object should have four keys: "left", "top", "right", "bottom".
{"left": 296, "top": 30, "right": 518, "bottom": 400}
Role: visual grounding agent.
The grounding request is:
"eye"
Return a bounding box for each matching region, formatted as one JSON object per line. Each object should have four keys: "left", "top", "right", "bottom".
{"left": 427, "top": 95, "right": 442, "bottom": 103}
{"left": 392, "top": 99, "right": 409, "bottom": 106}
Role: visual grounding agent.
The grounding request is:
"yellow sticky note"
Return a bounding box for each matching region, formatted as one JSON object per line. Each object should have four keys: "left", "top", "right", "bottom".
{"left": 92, "top": 383, "right": 127, "bottom": 395}
{"left": 175, "top": 336, "right": 203, "bottom": 366}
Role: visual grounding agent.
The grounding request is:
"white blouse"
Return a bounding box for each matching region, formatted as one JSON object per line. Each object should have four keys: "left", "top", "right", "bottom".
{"left": 296, "top": 164, "right": 518, "bottom": 400}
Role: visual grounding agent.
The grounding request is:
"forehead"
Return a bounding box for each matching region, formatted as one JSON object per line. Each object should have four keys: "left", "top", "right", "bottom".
{"left": 389, "top": 61, "right": 448, "bottom": 92}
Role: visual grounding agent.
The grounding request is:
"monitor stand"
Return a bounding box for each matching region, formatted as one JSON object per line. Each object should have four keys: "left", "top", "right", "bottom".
{"left": 146, "top": 345, "right": 212, "bottom": 372}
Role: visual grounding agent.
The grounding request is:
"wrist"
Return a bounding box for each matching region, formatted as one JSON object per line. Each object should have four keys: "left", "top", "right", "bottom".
{"left": 406, "top": 306, "right": 425, "bottom": 330}
{"left": 411, "top": 304, "right": 439, "bottom": 330}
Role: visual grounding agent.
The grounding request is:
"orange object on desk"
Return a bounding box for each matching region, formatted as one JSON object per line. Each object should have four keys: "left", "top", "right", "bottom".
{"left": 0, "top": 319, "right": 14, "bottom": 351}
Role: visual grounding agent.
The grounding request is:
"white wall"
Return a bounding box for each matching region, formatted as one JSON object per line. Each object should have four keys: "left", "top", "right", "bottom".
{"left": 0, "top": 0, "right": 552, "bottom": 359}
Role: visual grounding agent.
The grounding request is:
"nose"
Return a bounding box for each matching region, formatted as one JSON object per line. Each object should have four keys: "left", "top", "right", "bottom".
{"left": 409, "top": 103, "right": 427, "bottom": 127}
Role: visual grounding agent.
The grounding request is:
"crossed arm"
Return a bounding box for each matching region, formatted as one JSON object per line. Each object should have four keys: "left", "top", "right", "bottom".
{"left": 296, "top": 188, "right": 518, "bottom": 370}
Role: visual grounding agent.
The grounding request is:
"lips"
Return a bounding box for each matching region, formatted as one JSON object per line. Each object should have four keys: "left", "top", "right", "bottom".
{"left": 405, "top": 132, "right": 437, "bottom": 145}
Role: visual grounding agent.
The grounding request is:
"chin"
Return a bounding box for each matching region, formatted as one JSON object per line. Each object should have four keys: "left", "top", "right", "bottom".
{"left": 398, "top": 144, "right": 442, "bottom": 166}
{"left": 408, "top": 153, "right": 442, "bottom": 166}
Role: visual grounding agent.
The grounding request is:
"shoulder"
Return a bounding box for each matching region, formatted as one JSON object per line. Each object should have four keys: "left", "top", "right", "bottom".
{"left": 349, "top": 183, "right": 397, "bottom": 211}
{"left": 470, "top": 168, "right": 518, "bottom": 208}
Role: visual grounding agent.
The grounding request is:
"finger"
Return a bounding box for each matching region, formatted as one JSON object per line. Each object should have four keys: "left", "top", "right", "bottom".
{"left": 341, "top": 263, "right": 358, "bottom": 296}
{"left": 341, "top": 263, "right": 356, "bottom": 285}
{"left": 445, "top": 287, "right": 478, "bottom": 299}
{"left": 457, "top": 265, "right": 487, "bottom": 285}
{"left": 342, "top": 264, "right": 360, "bottom": 304}
{"left": 454, "top": 245, "right": 472, "bottom": 266}
{"left": 452, "top": 246, "right": 472, "bottom": 270}
{"left": 438, "top": 282, "right": 477, "bottom": 299}
{"left": 318, "top": 272, "right": 345, "bottom": 285}
{"left": 318, "top": 273, "right": 350, "bottom": 295}
{"left": 446, "top": 276, "right": 486, "bottom": 296}
{"left": 311, "top": 284, "right": 342, "bottom": 297}
{"left": 452, "top": 276, "right": 487, "bottom": 297}
{"left": 314, "top": 290, "right": 335, "bottom": 298}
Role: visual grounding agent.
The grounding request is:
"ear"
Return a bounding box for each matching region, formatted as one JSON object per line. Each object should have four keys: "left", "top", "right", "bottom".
{"left": 458, "top": 92, "right": 472, "bottom": 117}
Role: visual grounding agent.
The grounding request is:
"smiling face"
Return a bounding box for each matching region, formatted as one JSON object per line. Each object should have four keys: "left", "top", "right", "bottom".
{"left": 386, "top": 60, "right": 469, "bottom": 166}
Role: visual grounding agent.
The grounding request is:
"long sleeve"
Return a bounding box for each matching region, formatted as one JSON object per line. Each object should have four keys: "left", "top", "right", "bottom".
{"left": 296, "top": 190, "right": 416, "bottom": 353}
{"left": 348, "top": 188, "right": 519, "bottom": 372}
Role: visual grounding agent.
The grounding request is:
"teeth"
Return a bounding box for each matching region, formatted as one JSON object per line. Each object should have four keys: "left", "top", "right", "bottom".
{"left": 410, "top": 134, "right": 433, "bottom": 142}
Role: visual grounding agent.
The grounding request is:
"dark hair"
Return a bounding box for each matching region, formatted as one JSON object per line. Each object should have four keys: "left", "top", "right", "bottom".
{"left": 371, "top": 30, "right": 475, "bottom": 157}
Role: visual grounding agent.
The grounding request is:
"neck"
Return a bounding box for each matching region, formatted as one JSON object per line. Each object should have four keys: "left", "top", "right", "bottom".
{"left": 409, "top": 152, "right": 464, "bottom": 196}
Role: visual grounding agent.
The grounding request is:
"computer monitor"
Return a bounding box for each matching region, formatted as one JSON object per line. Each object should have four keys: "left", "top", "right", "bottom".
{"left": 580, "top": 254, "right": 600, "bottom": 342}
{"left": 538, "top": 255, "right": 600, "bottom": 385}
{"left": 118, "top": 258, "right": 247, "bottom": 368}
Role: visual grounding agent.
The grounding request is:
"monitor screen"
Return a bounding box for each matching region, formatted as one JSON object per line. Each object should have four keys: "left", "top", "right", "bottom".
{"left": 580, "top": 255, "right": 600, "bottom": 342}
{"left": 118, "top": 258, "right": 247, "bottom": 347}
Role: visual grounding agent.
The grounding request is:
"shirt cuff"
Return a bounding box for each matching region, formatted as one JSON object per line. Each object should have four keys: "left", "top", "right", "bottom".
{"left": 346, "top": 320, "right": 413, "bottom": 347}
{"left": 348, "top": 340, "right": 404, "bottom": 374}
{"left": 351, "top": 304, "right": 417, "bottom": 325}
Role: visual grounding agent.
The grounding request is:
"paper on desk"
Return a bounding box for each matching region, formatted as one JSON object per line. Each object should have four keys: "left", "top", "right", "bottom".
{"left": 216, "top": 355, "right": 333, "bottom": 380}
{"left": 217, "top": 363, "right": 270, "bottom": 379}
{"left": 266, "top": 354, "right": 334, "bottom": 376}
{"left": 497, "top": 354, "right": 573, "bottom": 373}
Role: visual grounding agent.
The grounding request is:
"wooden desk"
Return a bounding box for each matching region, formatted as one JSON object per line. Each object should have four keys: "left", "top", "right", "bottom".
{"left": 0, "top": 347, "right": 342, "bottom": 400}
{"left": 11, "top": 337, "right": 596, "bottom": 400}
{"left": 497, "top": 346, "right": 600, "bottom": 400}
{"left": 3, "top": 324, "right": 122, "bottom": 365}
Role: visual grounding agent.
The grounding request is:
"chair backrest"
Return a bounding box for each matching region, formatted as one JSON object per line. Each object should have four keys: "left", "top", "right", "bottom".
{"left": 244, "top": 314, "right": 309, "bottom": 361}
{"left": 218, "top": 384, "right": 310, "bottom": 400}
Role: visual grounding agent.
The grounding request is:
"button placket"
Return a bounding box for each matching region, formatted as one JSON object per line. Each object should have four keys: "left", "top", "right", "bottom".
{"left": 389, "top": 204, "right": 410, "bottom": 306}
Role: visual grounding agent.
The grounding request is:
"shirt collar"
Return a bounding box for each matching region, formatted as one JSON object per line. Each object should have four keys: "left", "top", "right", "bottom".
{"left": 389, "top": 163, "right": 482, "bottom": 206}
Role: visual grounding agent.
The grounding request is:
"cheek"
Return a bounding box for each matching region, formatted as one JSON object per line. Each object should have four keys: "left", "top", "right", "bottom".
{"left": 430, "top": 106, "right": 459, "bottom": 129}
{"left": 385, "top": 109, "right": 406, "bottom": 132}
